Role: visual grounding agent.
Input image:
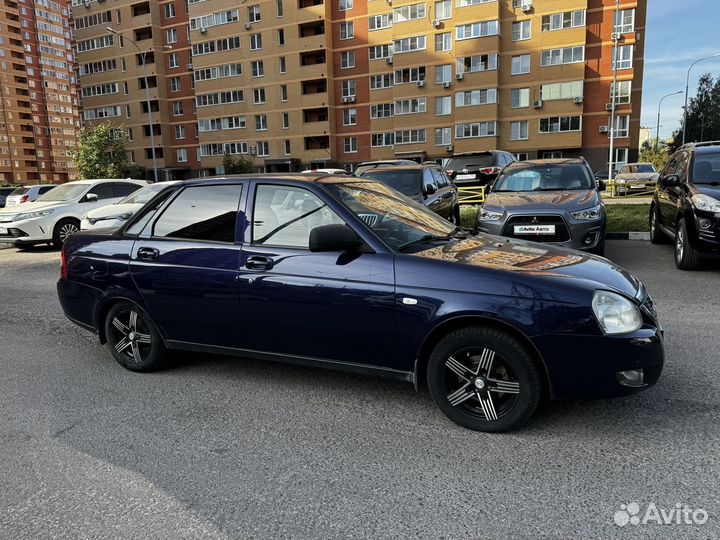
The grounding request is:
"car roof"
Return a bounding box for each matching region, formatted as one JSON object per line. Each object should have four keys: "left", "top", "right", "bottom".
{"left": 449, "top": 151, "right": 496, "bottom": 157}
{"left": 359, "top": 165, "right": 431, "bottom": 173}
{"left": 506, "top": 158, "right": 586, "bottom": 168}
{"left": 180, "top": 173, "right": 372, "bottom": 186}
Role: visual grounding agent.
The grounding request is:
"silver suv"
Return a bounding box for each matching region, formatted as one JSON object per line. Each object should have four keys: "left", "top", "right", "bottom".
{"left": 476, "top": 159, "right": 607, "bottom": 255}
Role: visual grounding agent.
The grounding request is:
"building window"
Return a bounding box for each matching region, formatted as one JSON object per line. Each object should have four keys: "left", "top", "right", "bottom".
{"left": 370, "top": 74, "right": 393, "bottom": 89}
{"left": 340, "top": 22, "right": 354, "bottom": 40}
{"left": 251, "top": 60, "right": 264, "bottom": 77}
{"left": 434, "top": 64, "right": 452, "bottom": 84}
{"left": 342, "top": 79, "right": 356, "bottom": 97}
{"left": 541, "top": 80, "right": 583, "bottom": 101}
{"left": 248, "top": 5, "right": 261, "bottom": 22}
{"left": 435, "top": 0, "right": 451, "bottom": 20}
{"left": 279, "top": 56, "right": 286, "bottom": 73}
{"left": 435, "top": 127, "right": 451, "bottom": 146}
{"left": 393, "top": 3, "right": 426, "bottom": 22}
{"left": 277, "top": 0, "right": 284, "bottom": 17}
{"left": 613, "top": 45, "right": 634, "bottom": 70}
{"left": 173, "top": 101, "right": 184, "bottom": 116}
{"left": 339, "top": 0, "right": 353, "bottom": 11}
{"left": 457, "top": 53, "right": 497, "bottom": 74}
{"left": 282, "top": 112, "right": 289, "bottom": 128}
{"left": 250, "top": 33, "right": 263, "bottom": 50}
{"left": 166, "top": 28, "right": 177, "bottom": 43}
{"left": 341, "top": 51, "right": 355, "bottom": 69}
{"left": 369, "top": 44, "right": 392, "bottom": 60}
{"left": 280, "top": 84, "right": 288, "bottom": 101}
{"left": 278, "top": 29, "right": 285, "bottom": 46}
{"left": 611, "top": 115, "right": 630, "bottom": 138}
{"left": 455, "top": 88, "right": 497, "bottom": 106}
{"left": 455, "top": 20, "right": 499, "bottom": 40}
{"left": 614, "top": 9, "right": 634, "bottom": 33}
{"left": 394, "top": 129, "right": 426, "bottom": 144}
{"left": 511, "top": 54, "right": 531, "bottom": 75}
{"left": 371, "top": 133, "right": 395, "bottom": 147}
{"left": 168, "top": 53, "right": 179, "bottom": 68}
{"left": 344, "top": 137, "right": 358, "bottom": 153}
{"left": 343, "top": 108, "right": 357, "bottom": 125}
{"left": 455, "top": 122, "right": 496, "bottom": 138}
{"left": 541, "top": 10, "right": 586, "bottom": 31}
{"left": 371, "top": 103, "right": 394, "bottom": 118}
{"left": 541, "top": 46, "right": 584, "bottom": 66}
{"left": 539, "top": 116, "right": 582, "bottom": 133}
{"left": 253, "top": 88, "right": 266, "bottom": 104}
{"left": 393, "top": 35, "right": 426, "bottom": 54}
{"left": 255, "top": 114, "right": 268, "bottom": 131}
{"left": 175, "top": 125, "right": 186, "bottom": 139}
{"left": 613, "top": 148, "right": 628, "bottom": 168}
{"left": 170, "top": 77, "right": 181, "bottom": 92}
{"left": 284, "top": 140, "right": 291, "bottom": 155}
{"left": 435, "top": 96, "right": 452, "bottom": 115}
{"left": 512, "top": 20, "right": 531, "bottom": 41}
{"left": 369, "top": 13, "right": 392, "bottom": 31}
{"left": 435, "top": 32, "right": 452, "bottom": 52}
{"left": 164, "top": 3, "right": 176, "bottom": 18}
{"left": 511, "top": 88, "right": 530, "bottom": 108}
{"left": 510, "top": 121, "right": 529, "bottom": 141}
{"left": 543, "top": 151, "right": 563, "bottom": 159}
{"left": 612, "top": 80, "right": 632, "bottom": 104}
{"left": 394, "top": 98, "right": 427, "bottom": 115}
{"left": 257, "top": 141, "right": 269, "bottom": 156}
{"left": 513, "top": 153, "right": 529, "bottom": 161}
{"left": 177, "top": 148, "right": 188, "bottom": 162}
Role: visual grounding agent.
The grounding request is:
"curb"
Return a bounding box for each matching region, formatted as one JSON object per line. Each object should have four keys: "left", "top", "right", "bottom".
{"left": 607, "top": 232, "right": 650, "bottom": 241}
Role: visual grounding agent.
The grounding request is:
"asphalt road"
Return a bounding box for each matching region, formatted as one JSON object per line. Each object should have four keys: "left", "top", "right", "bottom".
{"left": 0, "top": 241, "right": 718, "bottom": 540}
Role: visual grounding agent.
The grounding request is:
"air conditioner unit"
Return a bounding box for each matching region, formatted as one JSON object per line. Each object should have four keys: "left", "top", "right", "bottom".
{"left": 347, "top": 96, "right": 356, "bottom": 103}
{"left": 385, "top": 0, "right": 392, "bottom": 4}
{"left": 416, "top": 80, "right": 425, "bottom": 88}
{"left": 245, "top": 22, "right": 252, "bottom": 30}
{"left": 605, "top": 103, "right": 614, "bottom": 111}
{"left": 610, "top": 32, "right": 621, "bottom": 41}
{"left": 445, "top": 145, "right": 454, "bottom": 152}
{"left": 385, "top": 57, "right": 393, "bottom": 65}
{"left": 532, "top": 99, "right": 543, "bottom": 108}
{"left": 431, "top": 19, "right": 441, "bottom": 29}
{"left": 599, "top": 126, "right": 609, "bottom": 133}
{"left": 83, "top": 0, "right": 90, "bottom": 7}
{"left": 200, "top": 27, "right": 207, "bottom": 34}
{"left": 187, "top": 63, "right": 193, "bottom": 70}
{"left": 573, "top": 96, "right": 583, "bottom": 104}
{"left": 442, "top": 81, "right": 451, "bottom": 88}
{"left": 455, "top": 73, "right": 463, "bottom": 81}
{"left": 521, "top": 1, "right": 532, "bottom": 13}
{"left": 250, "top": 146, "right": 257, "bottom": 155}
{"left": 341, "top": 96, "right": 350, "bottom": 103}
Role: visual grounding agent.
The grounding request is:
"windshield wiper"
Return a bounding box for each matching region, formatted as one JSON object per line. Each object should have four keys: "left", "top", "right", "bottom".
{"left": 397, "top": 227, "right": 469, "bottom": 251}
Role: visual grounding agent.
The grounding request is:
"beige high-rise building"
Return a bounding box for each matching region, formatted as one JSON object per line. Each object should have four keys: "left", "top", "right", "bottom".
{"left": 0, "top": 0, "right": 81, "bottom": 185}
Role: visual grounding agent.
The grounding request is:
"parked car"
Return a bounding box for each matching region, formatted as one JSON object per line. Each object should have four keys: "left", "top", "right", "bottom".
{"left": 57, "top": 174, "right": 663, "bottom": 432}
{"left": 5, "top": 184, "right": 58, "bottom": 207}
{"left": 300, "top": 168, "right": 350, "bottom": 175}
{"left": 0, "top": 179, "right": 146, "bottom": 247}
{"left": 357, "top": 163, "right": 460, "bottom": 223}
{"left": 615, "top": 163, "right": 660, "bottom": 195}
{"left": 0, "top": 187, "right": 15, "bottom": 208}
{"left": 476, "top": 159, "right": 607, "bottom": 255}
{"left": 650, "top": 142, "right": 720, "bottom": 270}
{"left": 81, "top": 181, "right": 180, "bottom": 231}
{"left": 445, "top": 151, "right": 516, "bottom": 187}
{"left": 593, "top": 169, "right": 617, "bottom": 182}
{"left": 354, "top": 159, "right": 418, "bottom": 176}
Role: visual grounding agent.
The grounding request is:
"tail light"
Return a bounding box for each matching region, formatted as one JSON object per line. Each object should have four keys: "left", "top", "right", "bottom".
{"left": 446, "top": 170, "right": 455, "bottom": 177}
{"left": 19, "top": 195, "right": 29, "bottom": 203}
{"left": 60, "top": 248, "right": 68, "bottom": 280}
{"left": 479, "top": 167, "right": 502, "bottom": 175}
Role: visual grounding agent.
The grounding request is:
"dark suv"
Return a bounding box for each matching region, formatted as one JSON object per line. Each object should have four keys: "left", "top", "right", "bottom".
{"left": 445, "top": 151, "right": 516, "bottom": 187}
{"left": 650, "top": 142, "right": 720, "bottom": 270}
{"left": 357, "top": 163, "right": 460, "bottom": 223}
{"left": 0, "top": 187, "right": 14, "bottom": 208}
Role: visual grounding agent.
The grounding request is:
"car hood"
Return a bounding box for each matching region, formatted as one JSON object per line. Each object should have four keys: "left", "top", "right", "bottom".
{"left": 0, "top": 200, "right": 66, "bottom": 215}
{"left": 694, "top": 184, "right": 720, "bottom": 199}
{"left": 85, "top": 203, "right": 142, "bottom": 220}
{"left": 484, "top": 190, "right": 598, "bottom": 212}
{"left": 409, "top": 235, "right": 640, "bottom": 299}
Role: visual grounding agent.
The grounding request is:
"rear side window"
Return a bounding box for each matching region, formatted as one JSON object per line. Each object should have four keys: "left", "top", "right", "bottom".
{"left": 87, "top": 184, "right": 115, "bottom": 200}
{"left": 39, "top": 186, "right": 55, "bottom": 194}
{"left": 360, "top": 170, "right": 422, "bottom": 196}
{"left": 446, "top": 154, "right": 494, "bottom": 170}
{"left": 112, "top": 183, "right": 141, "bottom": 198}
{"left": 431, "top": 168, "right": 448, "bottom": 188}
{"left": 152, "top": 185, "right": 243, "bottom": 243}
{"left": 10, "top": 187, "right": 29, "bottom": 196}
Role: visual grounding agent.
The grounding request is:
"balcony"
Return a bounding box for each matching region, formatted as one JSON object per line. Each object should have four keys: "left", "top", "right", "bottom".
{"left": 134, "top": 27, "right": 153, "bottom": 42}
{"left": 297, "top": 0, "right": 325, "bottom": 22}
{"left": 304, "top": 136, "right": 329, "bottom": 151}
{"left": 299, "top": 21, "right": 325, "bottom": 38}
{"left": 303, "top": 107, "right": 328, "bottom": 123}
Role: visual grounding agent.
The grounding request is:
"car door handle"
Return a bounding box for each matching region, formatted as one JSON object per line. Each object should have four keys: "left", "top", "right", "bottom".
{"left": 137, "top": 247, "right": 159, "bottom": 261}
{"left": 245, "top": 255, "right": 274, "bottom": 271}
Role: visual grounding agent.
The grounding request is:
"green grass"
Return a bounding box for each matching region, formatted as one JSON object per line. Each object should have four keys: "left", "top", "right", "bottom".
{"left": 459, "top": 204, "right": 651, "bottom": 233}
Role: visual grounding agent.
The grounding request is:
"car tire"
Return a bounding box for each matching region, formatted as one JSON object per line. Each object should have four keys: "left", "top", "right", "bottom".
{"left": 450, "top": 205, "right": 461, "bottom": 226}
{"left": 52, "top": 218, "right": 80, "bottom": 248}
{"left": 674, "top": 217, "right": 702, "bottom": 271}
{"left": 590, "top": 239, "right": 605, "bottom": 257}
{"left": 649, "top": 205, "right": 667, "bottom": 244}
{"left": 104, "top": 302, "right": 168, "bottom": 372}
{"left": 427, "top": 326, "right": 541, "bottom": 432}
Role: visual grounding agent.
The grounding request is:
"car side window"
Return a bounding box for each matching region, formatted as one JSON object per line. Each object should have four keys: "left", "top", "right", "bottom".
{"left": 664, "top": 155, "right": 679, "bottom": 177}
{"left": 675, "top": 152, "right": 689, "bottom": 183}
{"left": 152, "top": 185, "right": 243, "bottom": 243}
{"left": 423, "top": 170, "right": 438, "bottom": 194}
{"left": 112, "top": 183, "right": 141, "bottom": 198}
{"left": 87, "top": 184, "right": 115, "bottom": 200}
{"left": 39, "top": 186, "right": 54, "bottom": 194}
{"left": 252, "top": 185, "right": 345, "bottom": 249}
{"left": 431, "top": 168, "right": 448, "bottom": 188}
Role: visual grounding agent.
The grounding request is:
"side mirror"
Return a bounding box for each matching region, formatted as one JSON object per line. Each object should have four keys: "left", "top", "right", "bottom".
{"left": 84, "top": 193, "right": 99, "bottom": 203}
{"left": 423, "top": 184, "right": 437, "bottom": 197}
{"left": 663, "top": 175, "right": 680, "bottom": 187}
{"left": 597, "top": 180, "right": 607, "bottom": 192}
{"left": 309, "top": 224, "right": 362, "bottom": 253}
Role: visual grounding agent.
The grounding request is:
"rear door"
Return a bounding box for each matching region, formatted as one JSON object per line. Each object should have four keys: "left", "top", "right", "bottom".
{"left": 423, "top": 169, "right": 444, "bottom": 216}
{"left": 430, "top": 167, "right": 453, "bottom": 218}
{"left": 128, "top": 182, "right": 247, "bottom": 348}
{"left": 658, "top": 152, "right": 686, "bottom": 231}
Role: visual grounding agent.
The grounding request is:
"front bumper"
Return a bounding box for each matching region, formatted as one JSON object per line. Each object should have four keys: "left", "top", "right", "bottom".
{"left": 477, "top": 214, "right": 605, "bottom": 251}
{"left": 532, "top": 327, "right": 664, "bottom": 399}
{"left": 0, "top": 216, "right": 53, "bottom": 244}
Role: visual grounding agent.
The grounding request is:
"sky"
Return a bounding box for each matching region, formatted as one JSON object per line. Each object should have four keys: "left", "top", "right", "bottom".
{"left": 641, "top": 0, "right": 720, "bottom": 140}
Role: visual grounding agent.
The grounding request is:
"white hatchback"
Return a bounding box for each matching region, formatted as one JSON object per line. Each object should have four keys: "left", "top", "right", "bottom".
{"left": 0, "top": 179, "right": 146, "bottom": 247}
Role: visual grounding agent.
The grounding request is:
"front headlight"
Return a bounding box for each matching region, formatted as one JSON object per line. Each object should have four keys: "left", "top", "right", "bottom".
{"left": 691, "top": 194, "right": 720, "bottom": 213}
{"left": 616, "top": 178, "right": 626, "bottom": 184}
{"left": 592, "top": 291, "right": 643, "bottom": 335}
{"left": 15, "top": 209, "right": 54, "bottom": 221}
{"left": 571, "top": 204, "right": 603, "bottom": 221}
{"left": 478, "top": 208, "right": 503, "bottom": 221}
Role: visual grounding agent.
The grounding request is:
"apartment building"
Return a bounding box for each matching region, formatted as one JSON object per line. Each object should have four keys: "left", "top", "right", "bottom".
{"left": 72, "top": 0, "right": 200, "bottom": 180}
{"left": 186, "top": 0, "right": 644, "bottom": 174}
{"left": 0, "top": 0, "right": 81, "bottom": 185}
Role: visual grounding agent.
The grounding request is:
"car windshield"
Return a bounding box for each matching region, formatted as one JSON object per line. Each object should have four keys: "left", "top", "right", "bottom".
{"left": 326, "top": 181, "right": 455, "bottom": 250}
{"left": 119, "top": 183, "right": 170, "bottom": 205}
{"left": 693, "top": 154, "right": 720, "bottom": 184}
{"left": 359, "top": 170, "right": 422, "bottom": 196}
{"left": 36, "top": 183, "right": 88, "bottom": 202}
{"left": 493, "top": 164, "right": 594, "bottom": 192}
{"left": 446, "top": 155, "right": 493, "bottom": 170}
{"left": 637, "top": 164, "right": 656, "bottom": 173}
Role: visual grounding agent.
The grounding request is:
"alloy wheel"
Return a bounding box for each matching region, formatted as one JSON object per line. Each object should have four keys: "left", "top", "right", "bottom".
{"left": 108, "top": 308, "right": 153, "bottom": 363}
{"left": 650, "top": 211, "right": 656, "bottom": 237}
{"left": 59, "top": 222, "right": 79, "bottom": 242}
{"left": 676, "top": 226, "right": 685, "bottom": 262}
{"left": 442, "top": 347, "right": 520, "bottom": 421}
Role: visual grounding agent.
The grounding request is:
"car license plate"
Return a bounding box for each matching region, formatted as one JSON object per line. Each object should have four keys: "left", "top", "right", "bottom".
{"left": 514, "top": 225, "right": 555, "bottom": 235}
{"left": 0, "top": 227, "right": 7, "bottom": 235}
{"left": 456, "top": 174, "right": 476, "bottom": 180}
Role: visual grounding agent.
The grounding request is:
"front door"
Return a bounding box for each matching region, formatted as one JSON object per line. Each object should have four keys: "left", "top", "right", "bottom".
{"left": 658, "top": 152, "right": 687, "bottom": 232}
{"left": 238, "top": 182, "right": 398, "bottom": 369}
{"left": 129, "top": 183, "right": 247, "bottom": 348}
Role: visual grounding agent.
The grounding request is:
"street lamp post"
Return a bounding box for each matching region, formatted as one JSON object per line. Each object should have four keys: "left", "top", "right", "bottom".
{"left": 682, "top": 53, "right": 720, "bottom": 146}
{"left": 656, "top": 91, "right": 683, "bottom": 151}
{"left": 607, "top": 0, "right": 621, "bottom": 183}
{"left": 106, "top": 27, "right": 170, "bottom": 183}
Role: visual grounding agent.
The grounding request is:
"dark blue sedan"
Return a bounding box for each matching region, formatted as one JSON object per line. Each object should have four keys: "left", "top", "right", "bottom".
{"left": 57, "top": 175, "right": 664, "bottom": 432}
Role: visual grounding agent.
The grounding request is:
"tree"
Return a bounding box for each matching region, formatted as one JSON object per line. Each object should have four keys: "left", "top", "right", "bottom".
{"left": 222, "top": 153, "right": 256, "bottom": 174}
{"left": 639, "top": 140, "right": 671, "bottom": 172}
{"left": 672, "top": 73, "right": 720, "bottom": 151}
{"left": 72, "top": 122, "right": 143, "bottom": 180}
